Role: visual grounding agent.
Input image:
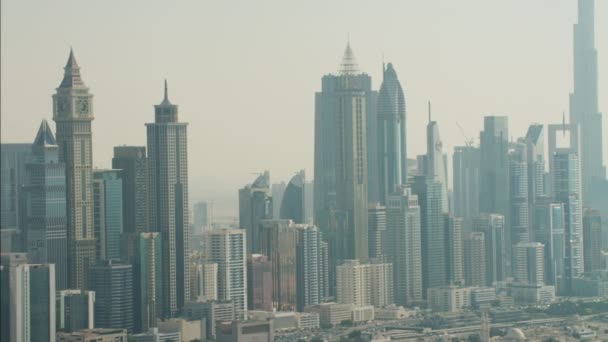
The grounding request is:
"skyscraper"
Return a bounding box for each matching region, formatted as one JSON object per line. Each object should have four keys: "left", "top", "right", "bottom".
{"left": 509, "top": 141, "right": 530, "bottom": 244}
{"left": 334, "top": 42, "right": 370, "bottom": 263}
{"left": 296, "top": 224, "right": 329, "bottom": 311}
{"left": 134, "top": 232, "right": 162, "bottom": 333}
{"left": 52, "top": 49, "right": 96, "bottom": 290}
{"left": 239, "top": 171, "right": 272, "bottom": 254}
{"left": 513, "top": 242, "right": 545, "bottom": 285}
{"left": 549, "top": 123, "right": 583, "bottom": 294}
{"left": 57, "top": 289, "right": 95, "bottom": 333}
{"left": 386, "top": 187, "right": 422, "bottom": 306}
{"left": 258, "top": 219, "right": 297, "bottom": 311}
{"left": 367, "top": 203, "right": 387, "bottom": 260}
{"left": 0, "top": 143, "right": 31, "bottom": 233}
{"left": 146, "top": 81, "right": 190, "bottom": 316}
{"left": 474, "top": 213, "right": 507, "bottom": 286}
{"left": 203, "top": 229, "right": 247, "bottom": 320}
{"left": 22, "top": 120, "right": 68, "bottom": 290}
{"left": 583, "top": 209, "right": 602, "bottom": 272}
{"left": 1, "top": 254, "right": 56, "bottom": 342}
{"left": 453, "top": 146, "right": 480, "bottom": 225}
{"left": 463, "top": 232, "right": 486, "bottom": 287}
{"left": 423, "top": 117, "right": 449, "bottom": 213}
{"left": 279, "top": 170, "right": 306, "bottom": 223}
{"left": 569, "top": 0, "right": 605, "bottom": 204}
{"left": 336, "top": 259, "right": 393, "bottom": 308}
{"left": 89, "top": 260, "right": 134, "bottom": 332}
{"left": 412, "top": 175, "right": 447, "bottom": 296}
{"left": 479, "top": 116, "right": 510, "bottom": 273}
{"left": 376, "top": 62, "right": 407, "bottom": 204}
{"left": 533, "top": 199, "right": 566, "bottom": 290}
{"left": 111, "top": 146, "right": 149, "bottom": 235}
{"left": 524, "top": 124, "right": 547, "bottom": 205}
{"left": 192, "top": 200, "right": 210, "bottom": 233}
{"left": 92, "top": 169, "right": 123, "bottom": 261}
{"left": 444, "top": 214, "right": 464, "bottom": 286}
{"left": 247, "top": 254, "right": 273, "bottom": 311}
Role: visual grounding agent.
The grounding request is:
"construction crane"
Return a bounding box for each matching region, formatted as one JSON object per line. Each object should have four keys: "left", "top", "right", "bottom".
{"left": 456, "top": 122, "right": 475, "bottom": 147}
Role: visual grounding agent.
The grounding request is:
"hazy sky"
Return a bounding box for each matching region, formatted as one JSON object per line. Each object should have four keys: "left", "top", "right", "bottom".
{"left": 1, "top": 0, "right": 607, "bottom": 218}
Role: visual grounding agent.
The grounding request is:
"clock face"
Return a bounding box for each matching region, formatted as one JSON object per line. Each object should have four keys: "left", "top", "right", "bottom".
{"left": 57, "top": 97, "right": 69, "bottom": 115}
{"left": 76, "top": 98, "right": 89, "bottom": 115}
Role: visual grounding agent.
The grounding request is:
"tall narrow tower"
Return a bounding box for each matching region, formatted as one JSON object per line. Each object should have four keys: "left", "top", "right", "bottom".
{"left": 146, "top": 81, "right": 190, "bottom": 317}
{"left": 570, "top": 0, "right": 605, "bottom": 203}
{"left": 52, "top": 49, "right": 96, "bottom": 290}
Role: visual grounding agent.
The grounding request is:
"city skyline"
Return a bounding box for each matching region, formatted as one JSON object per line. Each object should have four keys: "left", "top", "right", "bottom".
{"left": 1, "top": 1, "right": 607, "bottom": 218}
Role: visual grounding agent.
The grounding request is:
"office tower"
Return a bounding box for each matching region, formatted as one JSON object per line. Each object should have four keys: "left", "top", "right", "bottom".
{"left": 0, "top": 229, "right": 21, "bottom": 254}
{"left": 57, "top": 290, "right": 95, "bottom": 332}
{"left": 367, "top": 203, "right": 387, "bottom": 260}
{"left": 192, "top": 201, "right": 210, "bottom": 233}
{"left": 336, "top": 259, "right": 393, "bottom": 308}
{"left": 89, "top": 260, "right": 134, "bottom": 332}
{"left": 444, "top": 215, "right": 464, "bottom": 285}
{"left": 464, "top": 232, "right": 486, "bottom": 287}
{"left": 583, "top": 209, "right": 602, "bottom": 272}
{"left": 1, "top": 254, "right": 56, "bottom": 342}
{"left": 314, "top": 43, "right": 378, "bottom": 222}
{"left": 479, "top": 116, "right": 510, "bottom": 271}
{"left": 386, "top": 187, "right": 422, "bottom": 306}
{"left": 533, "top": 199, "right": 566, "bottom": 290}
{"left": 52, "top": 49, "right": 96, "bottom": 290}
{"left": 412, "top": 175, "right": 447, "bottom": 296}
{"left": 146, "top": 81, "right": 190, "bottom": 316}
{"left": 258, "top": 219, "right": 297, "bottom": 311}
{"left": 296, "top": 224, "right": 329, "bottom": 311}
{"left": 134, "top": 232, "right": 162, "bottom": 333}
{"left": 513, "top": 243, "right": 545, "bottom": 285}
{"left": 376, "top": 62, "right": 407, "bottom": 204}
{"left": 21, "top": 120, "right": 68, "bottom": 289}
{"left": 570, "top": 0, "right": 605, "bottom": 204}
{"left": 453, "top": 146, "right": 480, "bottom": 225}
{"left": 423, "top": 117, "right": 449, "bottom": 213}
{"left": 509, "top": 141, "right": 530, "bottom": 244}
{"left": 474, "top": 214, "right": 507, "bottom": 286}
{"left": 0, "top": 143, "right": 31, "bottom": 232}
{"left": 271, "top": 182, "right": 286, "bottom": 220}
{"left": 190, "top": 262, "right": 217, "bottom": 301}
{"left": 280, "top": 170, "right": 306, "bottom": 223}
{"left": 247, "top": 254, "right": 273, "bottom": 311}
{"left": 549, "top": 123, "right": 583, "bottom": 294}
{"left": 111, "top": 146, "right": 148, "bottom": 235}
{"left": 238, "top": 171, "right": 272, "bottom": 254}
{"left": 92, "top": 170, "right": 123, "bottom": 261}
{"left": 203, "top": 229, "right": 247, "bottom": 319}
{"left": 524, "top": 124, "right": 547, "bottom": 204}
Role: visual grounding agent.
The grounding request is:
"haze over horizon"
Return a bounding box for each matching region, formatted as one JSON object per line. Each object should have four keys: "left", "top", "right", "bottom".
{"left": 2, "top": 0, "right": 607, "bottom": 218}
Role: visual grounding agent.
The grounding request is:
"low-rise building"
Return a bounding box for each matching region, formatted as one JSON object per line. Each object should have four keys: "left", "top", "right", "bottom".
{"left": 216, "top": 320, "right": 274, "bottom": 342}
{"left": 130, "top": 328, "right": 181, "bottom": 342}
{"left": 182, "top": 300, "right": 235, "bottom": 340}
{"left": 375, "top": 305, "right": 416, "bottom": 320}
{"left": 572, "top": 270, "right": 608, "bottom": 297}
{"left": 510, "top": 283, "right": 555, "bottom": 305}
{"left": 56, "top": 329, "right": 127, "bottom": 342}
{"left": 296, "top": 312, "right": 320, "bottom": 330}
{"left": 427, "top": 286, "right": 472, "bottom": 312}
{"left": 470, "top": 287, "right": 496, "bottom": 309}
{"left": 157, "top": 318, "right": 202, "bottom": 342}
{"left": 304, "top": 302, "right": 351, "bottom": 327}
{"left": 351, "top": 305, "right": 375, "bottom": 322}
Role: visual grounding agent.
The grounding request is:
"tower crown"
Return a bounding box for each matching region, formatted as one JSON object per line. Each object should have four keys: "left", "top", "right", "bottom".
{"left": 338, "top": 41, "right": 360, "bottom": 76}
{"left": 53, "top": 48, "right": 94, "bottom": 121}
{"left": 59, "top": 48, "right": 87, "bottom": 89}
{"left": 154, "top": 80, "right": 178, "bottom": 123}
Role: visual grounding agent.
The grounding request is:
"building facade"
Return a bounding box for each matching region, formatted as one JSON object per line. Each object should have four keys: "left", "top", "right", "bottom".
{"left": 89, "top": 260, "right": 134, "bottom": 332}
{"left": 92, "top": 169, "right": 123, "bottom": 261}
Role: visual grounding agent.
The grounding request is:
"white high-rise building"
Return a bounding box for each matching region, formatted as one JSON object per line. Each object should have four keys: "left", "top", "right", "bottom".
{"left": 203, "top": 229, "right": 247, "bottom": 319}
{"left": 336, "top": 260, "right": 393, "bottom": 308}
{"left": 514, "top": 242, "right": 545, "bottom": 285}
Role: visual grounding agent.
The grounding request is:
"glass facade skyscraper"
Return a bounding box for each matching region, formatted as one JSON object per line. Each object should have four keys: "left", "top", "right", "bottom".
{"left": 93, "top": 169, "right": 123, "bottom": 261}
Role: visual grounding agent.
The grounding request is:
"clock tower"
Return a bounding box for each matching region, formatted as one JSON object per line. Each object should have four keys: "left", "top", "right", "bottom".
{"left": 52, "top": 48, "right": 96, "bottom": 290}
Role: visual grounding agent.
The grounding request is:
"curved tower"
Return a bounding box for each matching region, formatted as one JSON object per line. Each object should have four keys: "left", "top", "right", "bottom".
{"left": 280, "top": 170, "right": 305, "bottom": 223}
{"left": 377, "top": 62, "right": 407, "bottom": 203}
{"left": 52, "top": 49, "right": 96, "bottom": 290}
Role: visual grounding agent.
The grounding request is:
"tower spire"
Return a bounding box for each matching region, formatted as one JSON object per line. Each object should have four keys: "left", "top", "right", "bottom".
{"left": 338, "top": 40, "right": 360, "bottom": 76}
{"left": 164, "top": 79, "right": 169, "bottom": 102}
{"left": 428, "top": 100, "right": 432, "bottom": 123}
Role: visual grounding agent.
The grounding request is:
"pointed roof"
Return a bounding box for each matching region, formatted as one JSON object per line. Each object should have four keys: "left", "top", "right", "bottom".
{"left": 159, "top": 79, "right": 173, "bottom": 106}
{"left": 59, "top": 48, "right": 86, "bottom": 88}
{"left": 338, "top": 41, "right": 360, "bottom": 76}
{"left": 33, "top": 119, "right": 57, "bottom": 146}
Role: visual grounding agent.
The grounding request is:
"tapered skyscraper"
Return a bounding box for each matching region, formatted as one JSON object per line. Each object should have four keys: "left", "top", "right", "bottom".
{"left": 377, "top": 63, "right": 407, "bottom": 204}
{"left": 146, "top": 81, "right": 190, "bottom": 317}
{"left": 570, "top": 0, "right": 605, "bottom": 204}
{"left": 52, "top": 49, "right": 96, "bottom": 290}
